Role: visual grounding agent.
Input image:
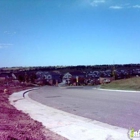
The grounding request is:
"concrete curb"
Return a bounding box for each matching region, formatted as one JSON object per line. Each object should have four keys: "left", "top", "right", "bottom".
{"left": 22, "top": 88, "right": 39, "bottom": 97}
{"left": 9, "top": 89, "right": 130, "bottom": 140}
{"left": 99, "top": 88, "right": 140, "bottom": 93}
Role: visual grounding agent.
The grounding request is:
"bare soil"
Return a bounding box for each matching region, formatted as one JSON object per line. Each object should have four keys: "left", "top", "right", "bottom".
{"left": 0, "top": 85, "right": 67, "bottom": 140}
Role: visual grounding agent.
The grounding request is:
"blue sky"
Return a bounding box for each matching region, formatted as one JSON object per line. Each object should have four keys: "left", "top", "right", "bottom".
{"left": 0, "top": 0, "right": 140, "bottom": 67}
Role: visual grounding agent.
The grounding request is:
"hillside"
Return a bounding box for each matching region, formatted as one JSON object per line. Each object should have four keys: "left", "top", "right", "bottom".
{"left": 101, "top": 77, "right": 140, "bottom": 91}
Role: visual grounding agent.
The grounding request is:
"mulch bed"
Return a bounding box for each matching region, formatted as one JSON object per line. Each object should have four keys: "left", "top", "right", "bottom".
{"left": 0, "top": 85, "right": 67, "bottom": 140}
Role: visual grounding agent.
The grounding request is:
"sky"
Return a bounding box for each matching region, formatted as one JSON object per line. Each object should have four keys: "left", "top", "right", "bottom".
{"left": 0, "top": 0, "right": 140, "bottom": 67}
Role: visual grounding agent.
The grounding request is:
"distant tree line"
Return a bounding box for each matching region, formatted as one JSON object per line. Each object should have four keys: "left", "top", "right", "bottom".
{"left": 1, "top": 64, "right": 140, "bottom": 74}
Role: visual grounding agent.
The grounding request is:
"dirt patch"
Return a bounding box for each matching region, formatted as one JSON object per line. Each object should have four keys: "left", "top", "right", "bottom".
{"left": 0, "top": 86, "right": 67, "bottom": 140}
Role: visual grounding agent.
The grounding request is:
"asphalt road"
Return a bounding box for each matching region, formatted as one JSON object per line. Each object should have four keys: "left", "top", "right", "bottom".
{"left": 29, "top": 86, "right": 140, "bottom": 130}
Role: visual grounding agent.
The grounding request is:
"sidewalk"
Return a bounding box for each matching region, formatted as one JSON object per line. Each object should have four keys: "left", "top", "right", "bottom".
{"left": 9, "top": 89, "right": 130, "bottom": 140}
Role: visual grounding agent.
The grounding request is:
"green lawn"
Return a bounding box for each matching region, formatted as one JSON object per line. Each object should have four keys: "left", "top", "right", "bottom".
{"left": 101, "top": 77, "right": 140, "bottom": 91}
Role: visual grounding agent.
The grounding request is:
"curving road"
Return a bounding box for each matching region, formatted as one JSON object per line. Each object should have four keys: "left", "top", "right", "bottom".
{"left": 28, "top": 86, "right": 140, "bottom": 130}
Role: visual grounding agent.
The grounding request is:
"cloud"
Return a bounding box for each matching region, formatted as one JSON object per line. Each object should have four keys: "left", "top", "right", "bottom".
{"left": 109, "top": 4, "right": 140, "bottom": 10}
{"left": 109, "top": 5, "right": 123, "bottom": 9}
{"left": 4, "top": 31, "right": 16, "bottom": 35}
{"left": 88, "top": 0, "right": 106, "bottom": 7}
{"left": 81, "top": 1, "right": 140, "bottom": 10}
{"left": 0, "top": 44, "right": 13, "bottom": 49}
{"left": 133, "top": 5, "right": 140, "bottom": 8}
{"left": 4, "top": 31, "right": 10, "bottom": 34}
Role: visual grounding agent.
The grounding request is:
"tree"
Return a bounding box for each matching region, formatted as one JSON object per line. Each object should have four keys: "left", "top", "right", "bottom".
{"left": 18, "top": 75, "right": 25, "bottom": 82}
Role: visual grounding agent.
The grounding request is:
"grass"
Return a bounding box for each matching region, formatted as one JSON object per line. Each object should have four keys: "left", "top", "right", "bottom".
{"left": 101, "top": 77, "right": 140, "bottom": 91}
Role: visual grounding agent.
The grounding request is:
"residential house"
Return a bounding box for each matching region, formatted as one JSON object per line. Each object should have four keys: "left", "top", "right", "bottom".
{"left": 62, "top": 71, "right": 86, "bottom": 85}
{"left": 86, "top": 71, "right": 100, "bottom": 79}
{"left": 36, "top": 71, "right": 62, "bottom": 85}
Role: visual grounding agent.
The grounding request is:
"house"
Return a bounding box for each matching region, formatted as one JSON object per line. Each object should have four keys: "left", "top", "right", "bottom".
{"left": 62, "top": 72, "right": 72, "bottom": 82}
{"left": 62, "top": 71, "right": 86, "bottom": 85}
{"left": 63, "top": 71, "right": 86, "bottom": 79}
{"left": 87, "top": 71, "right": 100, "bottom": 78}
{"left": 36, "top": 71, "right": 62, "bottom": 85}
{"left": 45, "top": 71, "right": 61, "bottom": 83}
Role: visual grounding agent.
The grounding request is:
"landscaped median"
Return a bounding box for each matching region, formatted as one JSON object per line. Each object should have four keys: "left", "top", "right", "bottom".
{"left": 101, "top": 77, "right": 140, "bottom": 91}
{"left": 0, "top": 86, "right": 67, "bottom": 140}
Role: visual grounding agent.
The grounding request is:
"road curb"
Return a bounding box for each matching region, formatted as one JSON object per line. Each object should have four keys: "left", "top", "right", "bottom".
{"left": 9, "top": 89, "right": 129, "bottom": 140}
{"left": 99, "top": 88, "right": 140, "bottom": 93}
{"left": 22, "top": 88, "right": 39, "bottom": 97}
